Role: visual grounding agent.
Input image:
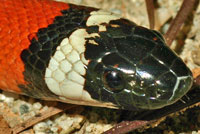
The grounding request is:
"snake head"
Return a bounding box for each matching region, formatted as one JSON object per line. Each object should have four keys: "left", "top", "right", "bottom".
{"left": 84, "top": 17, "right": 193, "bottom": 110}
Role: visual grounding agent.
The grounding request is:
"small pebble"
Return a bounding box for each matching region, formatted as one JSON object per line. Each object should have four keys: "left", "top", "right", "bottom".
{"left": 20, "top": 104, "right": 29, "bottom": 115}
{"left": 33, "top": 102, "right": 42, "bottom": 110}
{"left": 33, "top": 122, "right": 49, "bottom": 132}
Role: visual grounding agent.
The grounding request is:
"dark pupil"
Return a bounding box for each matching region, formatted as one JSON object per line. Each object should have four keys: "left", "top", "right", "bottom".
{"left": 104, "top": 71, "right": 123, "bottom": 92}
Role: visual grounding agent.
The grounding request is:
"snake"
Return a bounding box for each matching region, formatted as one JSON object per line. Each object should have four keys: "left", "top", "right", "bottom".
{"left": 0, "top": 0, "right": 193, "bottom": 111}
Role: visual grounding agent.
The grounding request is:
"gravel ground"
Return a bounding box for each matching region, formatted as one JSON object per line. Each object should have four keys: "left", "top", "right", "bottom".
{"left": 1, "top": 0, "right": 200, "bottom": 134}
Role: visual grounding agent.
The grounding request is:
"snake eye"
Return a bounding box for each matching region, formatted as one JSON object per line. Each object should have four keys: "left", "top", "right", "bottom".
{"left": 103, "top": 70, "right": 124, "bottom": 93}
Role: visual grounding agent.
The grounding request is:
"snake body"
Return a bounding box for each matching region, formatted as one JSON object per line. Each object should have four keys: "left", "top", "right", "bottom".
{"left": 0, "top": 0, "right": 193, "bottom": 110}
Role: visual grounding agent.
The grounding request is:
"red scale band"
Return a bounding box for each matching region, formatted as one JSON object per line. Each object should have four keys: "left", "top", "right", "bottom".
{"left": 0, "top": 0, "right": 69, "bottom": 93}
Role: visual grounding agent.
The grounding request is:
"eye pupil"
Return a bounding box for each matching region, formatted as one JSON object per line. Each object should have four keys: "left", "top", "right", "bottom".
{"left": 104, "top": 70, "right": 124, "bottom": 92}
{"left": 106, "top": 71, "right": 121, "bottom": 88}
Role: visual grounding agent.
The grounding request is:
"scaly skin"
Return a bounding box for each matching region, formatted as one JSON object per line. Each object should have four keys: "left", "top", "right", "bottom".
{"left": 0, "top": 0, "right": 69, "bottom": 93}
{"left": 0, "top": 0, "right": 193, "bottom": 111}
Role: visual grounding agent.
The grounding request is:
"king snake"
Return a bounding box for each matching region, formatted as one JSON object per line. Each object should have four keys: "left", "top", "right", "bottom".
{"left": 0, "top": 0, "right": 193, "bottom": 111}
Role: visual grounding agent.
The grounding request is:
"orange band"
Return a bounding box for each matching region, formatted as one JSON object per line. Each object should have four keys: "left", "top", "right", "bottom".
{"left": 0, "top": 0, "right": 69, "bottom": 93}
